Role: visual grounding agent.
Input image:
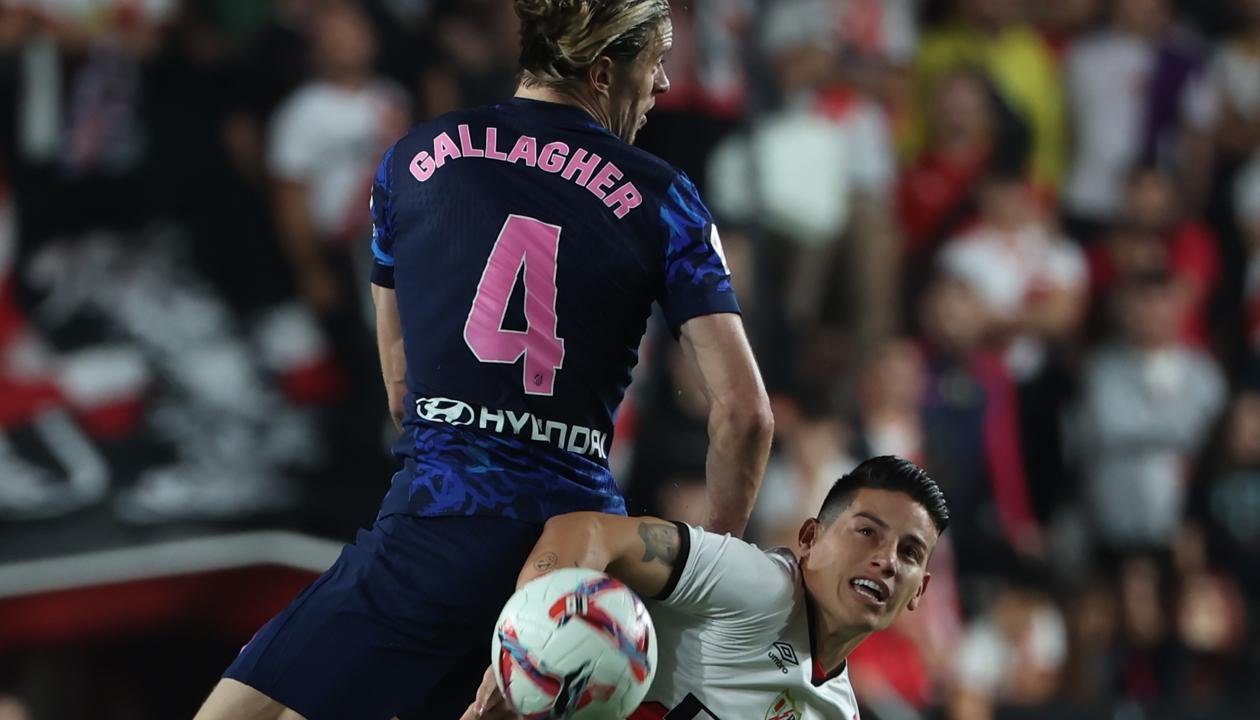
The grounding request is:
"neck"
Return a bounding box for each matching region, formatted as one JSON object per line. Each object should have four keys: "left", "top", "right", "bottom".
{"left": 326, "top": 70, "right": 369, "bottom": 90}
{"left": 938, "top": 135, "right": 988, "bottom": 163}
{"left": 806, "top": 592, "right": 869, "bottom": 675}
{"left": 515, "top": 82, "right": 612, "bottom": 132}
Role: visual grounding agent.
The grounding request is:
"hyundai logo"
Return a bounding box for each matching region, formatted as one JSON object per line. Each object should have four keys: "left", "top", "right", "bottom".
{"left": 415, "top": 397, "right": 476, "bottom": 426}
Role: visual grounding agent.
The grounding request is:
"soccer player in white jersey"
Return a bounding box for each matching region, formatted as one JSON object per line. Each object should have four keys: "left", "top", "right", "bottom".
{"left": 463, "top": 455, "right": 950, "bottom": 720}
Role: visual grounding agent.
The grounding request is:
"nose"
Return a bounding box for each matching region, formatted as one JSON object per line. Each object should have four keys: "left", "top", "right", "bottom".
{"left": 654, "top": 65, "right": 671, "bottom": 96}
{"left": 869, "top": 545, "right": 897, "bottom": 577}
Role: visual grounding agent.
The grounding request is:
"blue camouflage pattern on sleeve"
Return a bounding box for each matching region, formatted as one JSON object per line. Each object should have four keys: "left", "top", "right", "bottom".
{"left": 658, "top": 172, "right": 740, "bottom": 334}
{"left": 370, "top": 144, "right": 398, "bottom": 287}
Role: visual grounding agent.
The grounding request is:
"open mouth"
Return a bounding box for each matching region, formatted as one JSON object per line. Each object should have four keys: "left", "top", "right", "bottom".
{"left": 850, "top": 577, "right": 888, "bottom": 605}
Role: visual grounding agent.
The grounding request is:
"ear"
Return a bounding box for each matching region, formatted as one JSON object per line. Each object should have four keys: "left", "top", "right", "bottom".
{"left": 797, "top": 518, "right": 821, "bottom": 560}
{"left": 906, "top": 572, "right": 932, "bottom": 612}
{"left": 587, "top": 56, "right": 615, "bottom": 96}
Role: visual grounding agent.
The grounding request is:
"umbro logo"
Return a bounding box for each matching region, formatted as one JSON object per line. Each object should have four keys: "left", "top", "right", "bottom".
{"left": 773, "top": 642, "right": 799, "bottom": 665}
{"left": 767, "top": 641, "right": 798, "bottom": 674}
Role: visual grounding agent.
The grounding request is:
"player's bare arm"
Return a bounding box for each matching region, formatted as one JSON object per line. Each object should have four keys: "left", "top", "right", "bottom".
{"left": 463, "top": 514, "right": 682, "bottom": 720}
{"left": 679, "top": 312, "right": 774, "bottom": 537}
{"left": 371, "top": 284, "right": 407, "bottom": 428}
{"left": 516, "top": 512, "right": 682, "bottom": 598}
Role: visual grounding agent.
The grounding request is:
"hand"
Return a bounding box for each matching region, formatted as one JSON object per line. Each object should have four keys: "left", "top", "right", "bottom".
{"left": 298, "top": 263, "right": 342, "bottom": 315}
{"left": 458, "top": 666, "right": 521, "bottom": 720}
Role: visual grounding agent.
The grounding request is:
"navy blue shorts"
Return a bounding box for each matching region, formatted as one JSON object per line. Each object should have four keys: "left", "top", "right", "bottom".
{"left": 225, "top": 514, "right": 543, "bottom": 720}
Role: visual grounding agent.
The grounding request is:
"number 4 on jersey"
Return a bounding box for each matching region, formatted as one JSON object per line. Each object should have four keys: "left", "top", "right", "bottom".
{"left": 463, "top": 214, "right": 566, "bottom": 395}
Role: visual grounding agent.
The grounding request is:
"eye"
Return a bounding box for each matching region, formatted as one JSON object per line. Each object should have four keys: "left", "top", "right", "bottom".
{"left": 857, "top": 526, "right": 874, "bottom": 537}
{"left": 901, "top": 546, "right": 922, "bottom": 563}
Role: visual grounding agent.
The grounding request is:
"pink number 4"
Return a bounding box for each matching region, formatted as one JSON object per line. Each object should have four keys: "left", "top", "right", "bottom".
{"left": 463, "top": 215, "right": 566, "bottom": 395}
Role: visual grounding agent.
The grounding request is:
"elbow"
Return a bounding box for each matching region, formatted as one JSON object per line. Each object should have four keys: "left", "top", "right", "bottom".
{"left": 543, "top": 511, "right": 599, "bottom": 533}
{"left": 716, "top": 393, "right": 775, "bottom": 444}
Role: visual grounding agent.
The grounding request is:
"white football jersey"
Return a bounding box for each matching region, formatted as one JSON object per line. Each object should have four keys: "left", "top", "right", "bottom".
{"left": 631, "top": 524, "right": 861, "bottom": 720}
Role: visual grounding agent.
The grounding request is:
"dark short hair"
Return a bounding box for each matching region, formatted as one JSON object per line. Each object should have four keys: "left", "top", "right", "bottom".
{"left": 817, "top": 456, "right": 950, "bottom": 535}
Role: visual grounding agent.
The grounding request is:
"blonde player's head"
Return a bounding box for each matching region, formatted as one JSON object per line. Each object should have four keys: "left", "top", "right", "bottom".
{"left": 513, "top": 0, "right": 672, "bottom": 144}
{"left": 796, "top": 456, "right": 949, "bottom": 636}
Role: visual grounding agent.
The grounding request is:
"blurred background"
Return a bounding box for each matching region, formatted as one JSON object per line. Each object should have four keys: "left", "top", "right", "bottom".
{"left": 1, "top": 0, "right": 1259, "bottom": 717}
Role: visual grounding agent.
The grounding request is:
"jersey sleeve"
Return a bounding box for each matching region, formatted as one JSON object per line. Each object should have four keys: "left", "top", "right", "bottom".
{"left": 657, "top": 173, "right": 741, "bottom": 336}
{"left": 370, "top": 144, "right": 398, "bottom": 288}
{"left": 653, "top": 523, "right": 795, "bottom": 623}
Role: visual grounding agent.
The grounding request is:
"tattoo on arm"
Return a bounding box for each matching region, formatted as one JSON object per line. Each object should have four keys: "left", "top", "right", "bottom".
{"left": 533, "top": 552, "right": 558, "bottom": 573}
{"left": 638, "top": 523, "right": 680, "bottom": 567}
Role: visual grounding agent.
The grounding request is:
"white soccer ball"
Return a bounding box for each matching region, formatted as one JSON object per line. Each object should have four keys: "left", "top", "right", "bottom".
{"left": 491, "top": 567, "right": 658, "bottom": 719}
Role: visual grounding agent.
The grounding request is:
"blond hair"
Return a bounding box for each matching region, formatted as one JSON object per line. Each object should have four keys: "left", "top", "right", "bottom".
{"left": 514, "top": 0, "right": 670, "bottom": 87}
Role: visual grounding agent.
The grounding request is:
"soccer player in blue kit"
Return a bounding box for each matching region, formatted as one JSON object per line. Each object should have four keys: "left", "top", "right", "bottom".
{"left": 194, "top": 1, "right": 773, "bottom": 719}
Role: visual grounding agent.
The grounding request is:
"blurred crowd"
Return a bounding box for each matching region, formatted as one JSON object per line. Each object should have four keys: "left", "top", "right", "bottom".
{"left": 3, "top": 0, "right": 1260, "bottom": 718}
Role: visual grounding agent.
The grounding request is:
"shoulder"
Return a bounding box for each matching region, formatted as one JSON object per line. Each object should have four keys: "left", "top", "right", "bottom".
{"left": 941, "top": 229, "right": 996, "bottom": 263}
{"left": 270, "top": 83, "right": 332, "bottom": 132}
{"left": 1065, "top": 32, "right": 1113, "bottom": 63}
{"left": 397, "top": 106, "right": 487, "bottom": 144}
{"left": 676, "top": 526, "right": 798, "bottom": 606}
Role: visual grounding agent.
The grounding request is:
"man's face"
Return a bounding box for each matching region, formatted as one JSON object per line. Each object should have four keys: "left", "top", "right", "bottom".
{"left": 798, "top": 489, "right": 937, "bottom": 634}
{"left": 606, "top": 20, "right": 672, "bottom": 144}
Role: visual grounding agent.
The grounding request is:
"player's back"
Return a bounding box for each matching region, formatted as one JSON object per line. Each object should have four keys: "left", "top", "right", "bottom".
{"left": 371, "top": 98, "right": 737, "bottom": 523}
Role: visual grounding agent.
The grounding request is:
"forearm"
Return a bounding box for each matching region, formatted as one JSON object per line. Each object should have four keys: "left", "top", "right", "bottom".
{"left": 1018, "top": 289, "right": 1085, "bottom": 341}
{"left": 517, "top": 513, "right": 680, "bottom": 598}
{"left": 273, "top": 180, "right": 326, "bottom": 275}
{"left": 517, "top": 513, "right": 613, "bottom": 589}
{"left": 677, "top": 314, "right": 774, "bottom": 537}
{"left": 702, "top": 403, "right": 773, "bottom": 537}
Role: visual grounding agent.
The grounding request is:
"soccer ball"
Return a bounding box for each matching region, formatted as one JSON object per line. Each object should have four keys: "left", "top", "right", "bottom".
{"left": 491, "top": 568, "right": 658, "bottom": 719}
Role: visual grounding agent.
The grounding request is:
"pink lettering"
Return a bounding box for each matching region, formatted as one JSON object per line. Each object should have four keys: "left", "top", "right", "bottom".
{"left": 507, "top": 135, "right": 538, "bottom": 167}
{"left": 538, "top": 142, "right": 570, "bottom": 173}
{"left": 585, "top": 162, "right": 622, "bottom": 200}
{"left": 605, "top": 183, "right": 643, "bottom": 219}
{"left": 458, "top": 124, "right": 484, "bottom": 158}
{"left": 433, "top": 132, "right": 461, "bottom": 167}
{"left": 561, "top": 149, "right": 602, "bottom": 187}
{"left": 484, "top": 127, "right": 508, "bottom": 161}
{"left": 409, "top": 151, "right": 436, "bottom": 182}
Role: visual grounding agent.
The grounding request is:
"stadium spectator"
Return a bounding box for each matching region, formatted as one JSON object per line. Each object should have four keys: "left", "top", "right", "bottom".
{"left": 1077, "top": 272, "right": 1226, "bottom": 553}
{"left": 709, "top": 0, "right": 900, "bottom": 351}
{"left": 950, "top": 580, "right": 1068, "bottom": 719}
{"left": 1062, "top": 0, "right": 1215, "bottom": 238}
{"left": 1087, "top": 166, "right": 1222, "bottom": 348}
{"left": 910, "top": 0, "right": 1066, "bottom": 191}
{"left": 1207, "top": 0, "right": 1260, "bottom": 163}
{"left": 937, "top": 166, "right": 1088, "bottom": 383}
{"left": 898, "top": 69, "right": 997, "bottom": 260}
{"left": 267, "top": 0, "right": 408, "bottom": 318}
{"left": 1187, "top": 392, "right": 1260, "bottom": 603}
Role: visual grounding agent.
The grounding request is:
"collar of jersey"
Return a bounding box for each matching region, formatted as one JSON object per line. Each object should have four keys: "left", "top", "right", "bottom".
{"left": 804, "top": 591, "right": 847, "bottom": 687}
{"left": 501, "top": 97, "right": 619, "bottom": 139}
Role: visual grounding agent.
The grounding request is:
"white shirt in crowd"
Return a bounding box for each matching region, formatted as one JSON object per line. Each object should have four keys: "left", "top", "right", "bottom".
{"left": 1078, "top": 344, "right": 1226, "bottom": 548}
{"left": 268, "top": 80, "right": 406, "bottom": 242}
{"left": 640, "top": 525, "right": 861, "bottom": 720}
{"left": 939, "top": 222, "right": 1087, "bottom": 380}
{"left": 1063, "top": 30, "right": 1215, "bottom": 221}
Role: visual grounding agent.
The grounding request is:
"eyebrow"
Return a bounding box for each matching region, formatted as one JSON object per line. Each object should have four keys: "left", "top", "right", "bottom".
{"left": 854, "top": 511, "right": 889, "bottom": 530}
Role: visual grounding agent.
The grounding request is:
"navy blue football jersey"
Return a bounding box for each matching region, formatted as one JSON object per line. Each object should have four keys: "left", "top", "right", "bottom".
{"left": 370, "top": 98, "right": 738, "bottom": 523}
